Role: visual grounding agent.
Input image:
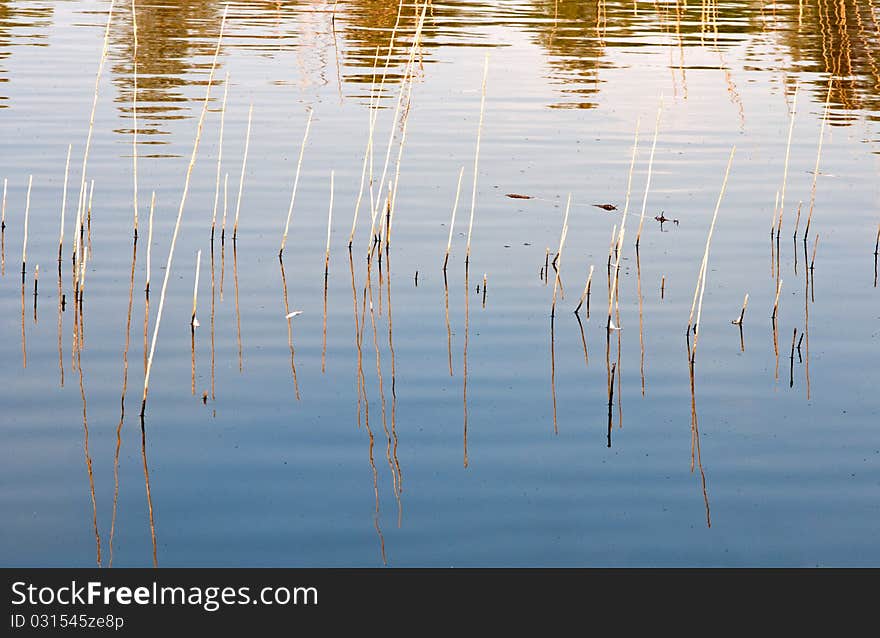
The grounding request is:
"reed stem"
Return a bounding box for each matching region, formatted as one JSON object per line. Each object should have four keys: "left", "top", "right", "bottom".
{"left": 131, "top": 0, "right": 139, "bottom": 237}
{"left": 232, "top": 104, "right": 254, "bottom": 241}
{"left": 142, "top": 6, "right": 227, "bottom": 416}
{"left": 59, "top": 144, "right": 72, "bottom": 260}
{"left": 22, "top": 175, "right": 32, "bottom": 279}
{"left": 574, "top": 265, "right": 594, "bottom": 315}
{"left": 280, "top": 109, "right": 313, "bottom": 255}
{"left": 732, "top": 293, "right": 749, "bottom": 325}
{"left": 443, "top": 167, "right": 465, "bottom": 271}
{"left": 211, "top": 72, "right": 230, "bottom": 240}
{"left": 465, "top": 54, "right": 489, "bottom": 265}
{"left": 804, "top": 81, "right": 832, "bottom": 239}
{"left": 689, "top": 146, "right": 736, "bottom": 357}
{"left": 192, "top": 250, "right": 201, "bottom": 326}
{"left": 550, "top": 195, "right": 571, "bottom": 318}
{"left": 325, "top": 170, "right": 335, "bottom": 276}
{"left": 772, "top": 278, "right": 783, "bottom": 319}
{"left": 636, "top": 101, "right": 662, "bottom": 247}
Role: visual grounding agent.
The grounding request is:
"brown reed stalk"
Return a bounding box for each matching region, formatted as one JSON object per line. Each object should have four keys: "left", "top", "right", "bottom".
{"left": 211, "top": 72, "right": 230, "bottom": 242}
{"left": 145, "top": 192, "right": 154, "bottom": 296}
{"left": 221, "top": 172, "right": 229, "bottom": 244}
{"left": 574, "top": 265, "right": 594, "bottom": 315}
{"left": 280, "top": 109, "right": 313, "bottom": 255}
{"left": 482, "top": 273, "right": 487, "bottom": 308}
{"left": 804, "top": 81, "right": 832, "bottom": 240}
{"left": 636, "top": 102, "right": 662, "bottom": 247}
{"left": 550, "top": 195, "right": 572, "bottom": 318}
{"left": 59, "top": 144, "right": 72, "bottom": 261}
{"left": 810, "top": 233, "right": 819, "bottom": 271}
{"left": 443, "top": 167, "right": 465, "bottom": 271}
{"left": 772, "top": 278, "right": 783, "bottom": 319}
{"left": 777, "top": 82, "right": 798, "bottom": 239}
{"left": 142, "top": 6, "right": 228, "bottom": 416}
{"left": 465, "top": 54, "right": 489, "bottom": 265}
{"left": 789, "top": 327, "right": 798, "bottom": 388}
{"left": 689, "top": 147, "right": 736, "bottom": 358}
{"left": 661, "top": 275, "right": 666, "bottom": 299}
{"left": 85, "top": 179, "right": 95, "bottom": 260}
{"left": 232, "top": 104, "right": 253, "bottom": 241}
{"left": 792, "top": 201, "right": 803, "bottom": 240}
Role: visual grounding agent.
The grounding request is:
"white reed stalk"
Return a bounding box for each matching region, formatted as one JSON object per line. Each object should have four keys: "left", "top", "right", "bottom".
{"left": 325, "top": 170, "right": 334, "bottom": 274}
{"left": 142, "top": 6, "right": 228, "bottom": 414}
{"left": 59, "top": 144, "right": 72, "bottom": 259}
{"left": 73, "top": 0, "right": 115, "bottom": 261}
{"left": 348, "top": 55, "right": 379, "bottom": 248}
{"left": 465, "top": 54, "right": 489, "bottom": 264}
{"left": 232, "top": 103, "right": 254, "bottom": 240}
{"left": 22, "top": 175, "right": 33, "bottom": 273}
{"left": 690, "top": 147, "right": 736, "bottom": 354}
{"left": 280, "top": 109, "right": 313, "bottom": 254}
{"left": 145, "top": 191, "right": 154, "bottom": 293}
{"left": 551, "top": 194, "right": 572, "bottom": 316}
{"left": 805, "top": 81, "right": 832, "bottom": 238}
{"left": 777, "top": 83, "right": 798, "bottom": 237}
{"left": 221, "top": 172, "right": 229, "bottom": 237}
{"left": 191, "top": 250, "right": 201, "bottom": 326}
{"left": 211, "top": 72, "right": 230, "bottom": 238}
{"left": 636, "top": 101, "right": 662, "bottom": 245}
{"left": 443, "top": 167, "right": 465, "bottom": 270}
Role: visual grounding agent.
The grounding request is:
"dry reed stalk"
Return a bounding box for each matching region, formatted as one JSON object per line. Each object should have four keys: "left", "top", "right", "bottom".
{"left": 661, "top": 275, "right": 666, "bottom": 299}
{"left": 689, "top": 147, "right": 736, "bottom": 357}
{"left": 777, "top": 82, "right": 799, "bottom": 240}
{"left": 221, "top": 172, "right": 229, "bottom": 242}
{"left": 465, "top": 54, "right": 489, "bottom": 265}
{"left": 280, "top": 109, "right": 313, "bottom": 255}
{"left": 131, "top": 0, "right": 139, "bottom": 237}
{"left": 574, "top": 265, "right": 595, "bottom": 314}
{"left": 145, "top": 192, "right": 154, "bottom": 295}
{"left": 732, "top": 293, "right": 749, "bottom": 325}
{"left": 386, "top": 100, "right": 411, "bottom": 249}
{"left": 482, "top": 273, "right": 487, "bottom": 308}
{"left": 620, "top": 119, "right": 642, "bottom": 236}
{"left": 348, "top": 47, "right": 381, "bottom": 249}
{"left": 85, "top": 180, "right": 95, "bottom": 260}
{"left": 1, "top": 178, "right": 6, "bottom": 277}
{"left": 443, "top": 167, "right": 465, "bottom": 271}
{"left": 73, "top": 0, "right": 116, "bottom": 264}
{"left": 636, "top": 104, "right": 662, "bottom": 247}
{"left": 804, "top": 81, "right": 832, "bottom": 239}
{"left": 232, "top": 104, "right": 254, "bottom": 241}
{"left": 772, "top": 278, "right": 783, "bottom": 319}
{"left": 211, "top": 72, "right": 230, "bottom": 241}
{"left": 191, "top": 250, "right": 201, "bottom": 327}
{"left": 874, "top": 223, "right": 879, "bottom": 256}
{"left": 22, "top": 175, "right": 32, "bottom": 280}
{"left": 789, "top": 327, "right": 798, "bottom": 388}
{"left": 141, "top": 6, "right": 228, "bottom": 416}
{"left": 606, "top": 227, "right": 625, "bottom": 330}
{"left": 325, "top": 170, "right": 335, "bottom": 275}
{"left": 606, "top": 224, "right": 617, "bottom": 277}
{"left": 810, "top": 234, "right": 819, "bottom": 271}
{"left": 550, "top": 195, "right": 572, "bottom": 318}
{"left": 792, "top": 201, "right": 803, "bottom": 240}
{"left": 59, "top": 144, "right": 72, "bottom": 261}
{"left": 367, "top": 5, "right": 428, "bottom": 255}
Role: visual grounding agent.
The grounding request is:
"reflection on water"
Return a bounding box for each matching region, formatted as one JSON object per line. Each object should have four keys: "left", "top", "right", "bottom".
{"left": 1, "top": 1, "right": 876, "bottom": 132}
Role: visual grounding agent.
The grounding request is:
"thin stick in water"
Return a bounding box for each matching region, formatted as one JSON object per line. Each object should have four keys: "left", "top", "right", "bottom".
{"left": 574, "top": 265, "right": 594, "bottom": 315}
{"left": 59, "top": 144, "right": 72, "bottom": 261}
{"left": 22, "top": 175, "right": 32, "bottom": 280}
{"left": 465, "top": 54, "right": 489, "bottom": 265}
{"left": 636, "top": 100, "right": 662, "bottom": 247}
{"left": 280, "top": 109, "right": 313, "bottom": 255}
{"left": 772, "top": 278, "right": 783, "bottom": 320}
{"left": 211, "top": 72, "right": 230, "bottom": 241}
{"left": 443, "top": 167, "right": 465, "bottom": 271}
{"left": 732, "top": 293, "right": 749, "bottom": 325}
{"left": 232, "top": 104, "right": 254, "bottom": 241}
{"left": 141, "top": 7, "right": 228, "bottom": 416}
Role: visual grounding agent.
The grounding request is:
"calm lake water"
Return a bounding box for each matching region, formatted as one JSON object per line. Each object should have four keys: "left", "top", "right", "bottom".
{"left": 1, "top": 0, "right": 878, "bottom": 567}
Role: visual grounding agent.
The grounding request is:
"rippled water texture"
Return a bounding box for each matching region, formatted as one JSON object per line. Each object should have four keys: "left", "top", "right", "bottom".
{"left": 1, "top": 1, "right": 878, "bottom": 567}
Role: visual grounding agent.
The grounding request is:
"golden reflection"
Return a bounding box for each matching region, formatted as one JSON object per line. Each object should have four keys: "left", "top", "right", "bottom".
{"left": 463, "top": 263, "right": 470, "bottom": 468}
{"left": 77, "top": 334, "right": 102, "bottom": 565}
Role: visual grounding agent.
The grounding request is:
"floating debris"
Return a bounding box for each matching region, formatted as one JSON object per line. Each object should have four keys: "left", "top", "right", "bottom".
{"left": 505, "top": 193, "right": 533, "bottom": 200}
{"left": 593, "top": 203, "right": 617, "bottom": 211}
{"left": 285, "top": 311, "right": 303, "bottom": 319}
